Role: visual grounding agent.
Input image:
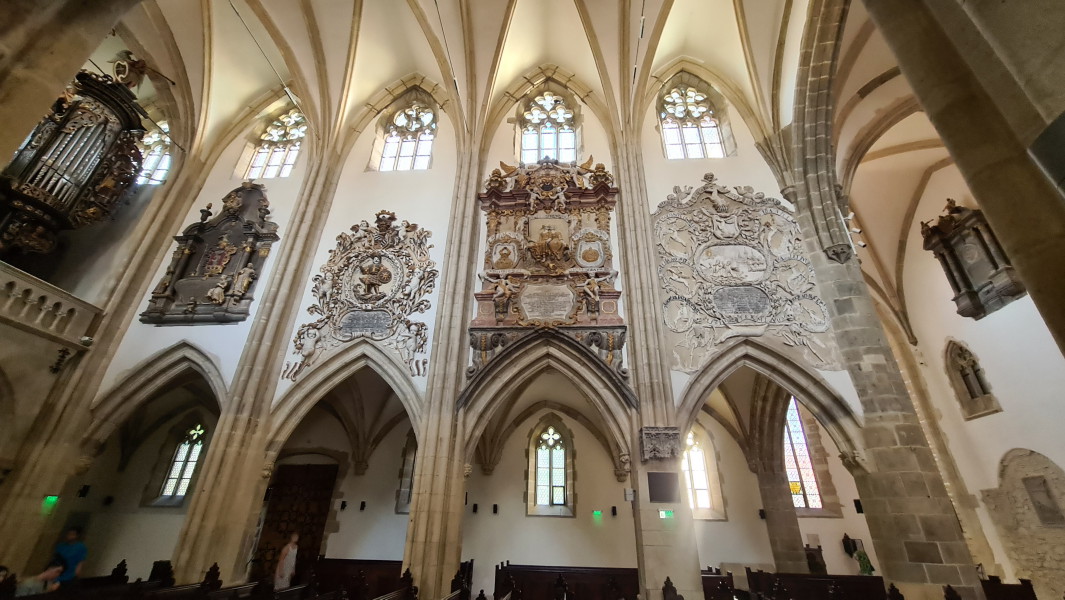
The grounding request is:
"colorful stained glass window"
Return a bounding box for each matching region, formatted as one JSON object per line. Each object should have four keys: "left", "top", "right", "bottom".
{"left": 535, "top": 426, "right": 567, "bottom": 506}
{"left": 784, "top": 398, "right": 822, "bottom": 508}
{"left": 682, "top": 431, "right": 713, "bottom": 510}
{"left": 520, "top": 92, "right": 577, "bottom": 163}
{"left": 161, "top": 424, "right": 206, "bottom": 499}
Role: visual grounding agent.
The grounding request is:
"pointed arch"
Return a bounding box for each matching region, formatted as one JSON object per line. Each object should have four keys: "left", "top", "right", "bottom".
{"left": 839, "top": 95, "right": 922, "bottom": 193}
{"left": 340, "top": 73, "right": 456, "bottom": 165}
{"left": 458, "top": 330, "right": 635, "bottom": 469}
{"left": 269, "top": 340, "right": 422, "bottom": 451}
{"left": 480, "top": 64, "right": 617, "bottom": 172}
{"left": 677, "top": 338, "right": 864, "bottom": 466}
{"left": 84, "top": 341, "right": 227, "bottom": 452}
{"left": 645, "top": 58, "right": 769, "bottom": 147}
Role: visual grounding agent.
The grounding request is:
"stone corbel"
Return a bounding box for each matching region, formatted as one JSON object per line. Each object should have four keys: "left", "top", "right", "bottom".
{"left": 781, "top": 183, "right": 854, "bottom": 264}
{"left": 613, "top": 452, "right": 631, "bottom": 482}
{"left": 640, "top": 426, "right": 681, "bottom": 462}
{"left": 838, "top": 450, "right": 872, "bottom": 475}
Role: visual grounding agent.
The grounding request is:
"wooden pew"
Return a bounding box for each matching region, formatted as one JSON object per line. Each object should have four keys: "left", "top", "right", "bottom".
{"left": 314, "top": 558, "right": 403, "bottom": 599}
{"left": 700, "top": 567, "right": 734, "bottom": 600}
{"left": 493, "top": 562, "right": 639, "bottom": 600}
{"left": 980, "top": 576, "right": 1037, "bottom": 600}
{"left": 745, "top": 567, "right": 888, "bottom": 600}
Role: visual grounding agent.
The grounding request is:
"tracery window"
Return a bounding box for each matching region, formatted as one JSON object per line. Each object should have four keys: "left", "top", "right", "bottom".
{"left": 136, "top": 121, "right": 172, "bottom": 185}
{"left": 520, "top": 92, "right": 577, "bottom": 164}
{"left": 945, "top": 341, "right": 1001, "bottom": 420}
{"left": 682, "top": 431, "right": 712, "bottom": 510}
{"left": 160, "top": 423, "right": 206, "bottom": 499}
{"left": 783, "top": 398, "right": 822, "bottom": 509}
{"left": 246, "top": 109, "right": 306, "bottom": 179}
{"left": 380, "top": 103, "right": 436, "bottom": 172}
{"left": 659, "top": 86, "right": 725, "bottom": 160}
{"left": 526, "top": 417, "right": 575, "bottom": 517}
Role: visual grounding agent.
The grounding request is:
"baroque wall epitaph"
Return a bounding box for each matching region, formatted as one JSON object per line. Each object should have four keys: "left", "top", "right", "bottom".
{"left": 283, "top": 211, "right": 438, "bottom": 380}
{"left": 141, "top": 182, "right": 279, "bottom": 324}
{"left": 652, "top": 174, "right": 836, "bottom": 371}
{"left": 467, "top": 158, "right": 627, "bottom": 378}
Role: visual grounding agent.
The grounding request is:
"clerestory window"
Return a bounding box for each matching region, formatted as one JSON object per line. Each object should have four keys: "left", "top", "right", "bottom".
{"left": 136, "top": 121, "right": 172, "bottom": 185}
{"left": 660, "top": 86, "right": 724, "bottom": 160}
{"left": 520, "top": 92, "right": 577, "bottom": 164}
{"left": 246, "top": 109, "right": 306, "bottom": 179}
{"left": 379, "top": 103, "right": 436, "bottom": 172}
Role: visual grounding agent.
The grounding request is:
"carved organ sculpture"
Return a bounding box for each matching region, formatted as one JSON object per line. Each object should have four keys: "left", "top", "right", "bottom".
{"left": 921, "top": 199, "right": 1025, "bottom": 319}
{"left": 468, "top": 158, "right": 626, "bottom": 378}
{"left": 283, "top": 211, "right": 439, "bottom": 379}
{"left": 652, "top": 173, "right": 835, "bottom": 372}
{"left": 0, "top": 71, "right": 146, "bottom": 256}
{"left": 140, "top": 182, "right": 279, "bottom": 324}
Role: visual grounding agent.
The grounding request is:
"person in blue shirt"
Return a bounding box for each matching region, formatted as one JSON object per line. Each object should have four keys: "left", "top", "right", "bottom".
{"left": 53, "top": 528, "right": 87, "bottom": 586}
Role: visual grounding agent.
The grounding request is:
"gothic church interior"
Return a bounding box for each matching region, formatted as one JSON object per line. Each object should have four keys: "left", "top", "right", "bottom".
{"left": 1, "top": 2, "right": 1064, "bottom": 600}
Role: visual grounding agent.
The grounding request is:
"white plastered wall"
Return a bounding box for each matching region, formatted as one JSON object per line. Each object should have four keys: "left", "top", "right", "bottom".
{"left": 900, "top": 164, "right": 1065, "bottom": 578}
{"left": 461, "top": 409, "right": 638, "bottom": 596}
{"left": 98, "top": 130, "right": 308, "bottom": 397}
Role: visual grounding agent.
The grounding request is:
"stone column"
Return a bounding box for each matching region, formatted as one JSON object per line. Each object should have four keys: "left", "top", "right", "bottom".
{"left": 860, "top": 0, "right": 1065, "bottom": 355}
{"left": 630, "top": 428, "right": 703, "bottom": 600}
{"left": 755, "top": 465, "right": 809, "bottom": 573}
{"left": 0, "top": 0, "right": 142, "bottom": 159}
{"left": 786, "top": 186, "right": 984, "bottom": 600}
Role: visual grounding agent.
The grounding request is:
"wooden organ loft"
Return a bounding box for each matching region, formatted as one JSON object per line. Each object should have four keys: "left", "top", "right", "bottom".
{"left": 0, "top": 70, "right": 146, "bottom": 258}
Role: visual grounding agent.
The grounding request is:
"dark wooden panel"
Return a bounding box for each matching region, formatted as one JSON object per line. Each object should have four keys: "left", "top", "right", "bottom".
{"left": 494, "top": 563, "right": 639, "bottom": 600}
{"left": 746, "top": 568, "right": 887, "bottom": 600}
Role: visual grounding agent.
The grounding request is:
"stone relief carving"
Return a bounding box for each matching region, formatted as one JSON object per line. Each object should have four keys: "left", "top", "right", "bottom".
{"left": 652, "top": 173, "right": 836, "bottom": 372}
{"left": 283, "top": 210, "right": 438, "bottom": 380}
{"left": 141, "top": 182, "right": 279, "bottom": 324}
{"left": 468, "top": 158, "right": 627, "bottom": 379}
{"left": 640, "top": 427, "right": 681, "bottom": 461}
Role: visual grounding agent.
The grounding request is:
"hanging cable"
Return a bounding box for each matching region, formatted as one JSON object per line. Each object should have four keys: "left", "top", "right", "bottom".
{"left": 432, "top": 0, "right": 469, "bottom": 135}
{"left": 228, "top": 0, "right": 317, "bottom": 140}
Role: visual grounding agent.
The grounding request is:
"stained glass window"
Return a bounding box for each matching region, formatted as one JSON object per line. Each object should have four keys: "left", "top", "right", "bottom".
{"left": 520, "top": 92, "right": 577, "bottom": 163}
{"left": 380, "top": 103, "right": 436, "bottom": 172}
{"left": 246, "top": 109, "right": 306, "bottom": 179}
{"left": 160, "top": 424, "right": 206, "bottom": 499}
{"left": 136, "top": 121, "right": 172, "bottom": 185}
{"left": 535, "top": 426, "right": 567, "bottom": 506}
{"left": 783, "top": 398, "right": 822, "bottom": 509}
{"left": 682, "top": 431, "right": 713, "bottom": 510}
{"left": 660, "top": 86, "right": 724, "bottom": 160}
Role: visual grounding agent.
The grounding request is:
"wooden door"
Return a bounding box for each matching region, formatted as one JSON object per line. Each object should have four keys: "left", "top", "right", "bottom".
{"left": 253, "top": 463, "right": 338, "bottom": 584}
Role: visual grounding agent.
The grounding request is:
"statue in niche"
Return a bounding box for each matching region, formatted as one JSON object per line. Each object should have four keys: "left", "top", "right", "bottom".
{"left": 357, "top": 256, "right": 393, "bottom": 300}
{"left": 232, "top": 263, "right": 256, "bottom": 298}
{"left": 140, "top": 182, "right": 280, "bottom": 325}
{"left": 206, "top": 276, "right": 230, "bottom": 305}
{"left": 578, "top": 272, "right": 614, "bottom": 316}
{"left": 527, "top": 224, "right": 570, "bottom": 273}
{"left": 482, "top": 273, "right": 522, "bottom": 321}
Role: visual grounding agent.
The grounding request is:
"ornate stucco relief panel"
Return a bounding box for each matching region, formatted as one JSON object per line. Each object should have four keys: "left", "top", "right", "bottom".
{"left": 652, "top": 173, "right": 839, "bottom": 372}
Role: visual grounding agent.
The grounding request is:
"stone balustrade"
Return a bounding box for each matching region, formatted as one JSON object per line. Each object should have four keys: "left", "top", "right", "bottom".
{"left": 0, "top": 262, "right": 101, "bottom": 350}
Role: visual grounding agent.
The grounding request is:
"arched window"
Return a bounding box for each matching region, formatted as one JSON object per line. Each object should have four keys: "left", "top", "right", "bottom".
{"left": 136, "top": 121, "right": 172, "bottom": 185}
{"left": 945, "top": 341, "right": 1002, "bottom": 420}
{"left": 526, "top": 416, "right": 575, "bottom": 517}
{"left": 783, "top": 397, "right": 822, "bottom": 509}
{"left": 246, "top": 109, "right": 306, "bottom": 179}
{"left": 395, "top": 430, "right": 417, "bottom": 514}
{"left": 520, "top": 92, "right": 577, "bottom": 164}
{"left": 160, "top": 423, "right": 206, "bottom": 500}
{"left": 659, "top": 86, "right": 724, "bottom": 160}
{"left": 682, "top": 428, "right": 726, "bottom": 519}
{"left": 379, "top": 103, "right": 436, "bottom": 171}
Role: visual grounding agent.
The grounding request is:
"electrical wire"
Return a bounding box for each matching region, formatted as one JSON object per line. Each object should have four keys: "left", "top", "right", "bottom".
{"left": 432, "top": 0, "right": 469, "bottom": 134}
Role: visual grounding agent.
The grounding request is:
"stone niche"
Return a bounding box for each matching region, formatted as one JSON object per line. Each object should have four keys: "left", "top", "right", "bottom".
{"left": 140, "top": 182, "right": 279, "bottom": 324}
{"left": 921, "top": 199, "right": 1025, "bottom": 319}
{"left": 467, "top": 158, "right": 626, "bottom": 378}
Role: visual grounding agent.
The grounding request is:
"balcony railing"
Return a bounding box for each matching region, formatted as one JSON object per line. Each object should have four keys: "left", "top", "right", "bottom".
{"left": 0, "top": 261, "right": 101, "bottom": 349}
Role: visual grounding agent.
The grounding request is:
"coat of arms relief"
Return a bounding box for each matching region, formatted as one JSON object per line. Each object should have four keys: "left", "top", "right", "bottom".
{"left": 283, "top": 210, "right": 438, "bottom": 380}
{"left": 652, "top": 173, "right": 837, "bottom": 372}
{"left": 467, "top": 158, "right": 627, "bottom": 379}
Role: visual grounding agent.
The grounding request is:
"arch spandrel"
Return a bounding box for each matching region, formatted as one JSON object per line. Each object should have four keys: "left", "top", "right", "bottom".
{"left": 458, "top": 330, "right": 635, "bottom": 479}
{"left": 677, "top": 338, "right": 866, "bottom": 472}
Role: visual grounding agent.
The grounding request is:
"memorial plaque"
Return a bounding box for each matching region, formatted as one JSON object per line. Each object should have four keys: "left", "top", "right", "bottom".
{"left": 519, "top": 283, "right": 575, "bottom": 322}
{"left": 713, "top": 286, "right": 770, "bottom": 315}
{"left": 337, "top": 310, "right": 391, "bottom": 337}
